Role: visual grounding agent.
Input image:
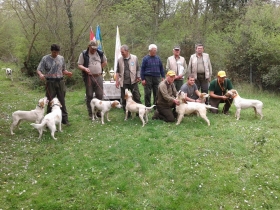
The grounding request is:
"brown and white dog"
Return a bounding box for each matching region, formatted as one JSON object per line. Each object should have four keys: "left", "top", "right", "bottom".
{"left": 10, "top": 97, "right": 49, "bottom": 135}
{"left": 90, "top": 98, "right": 122, "bottom": 124}
{"left": 124, "top": 89, "right": 155, "bottom": 127}
{"left": 31, "top": 98, "right": 62, "bottom": 140}
{"left": 176, "top": 91, "right": 217, "bottom": 126}
{"left": 225, "top": 89, "right": 263, "bottom": 120}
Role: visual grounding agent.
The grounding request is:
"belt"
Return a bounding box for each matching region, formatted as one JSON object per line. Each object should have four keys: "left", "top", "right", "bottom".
{"left": 197, "top": 73, "right": 205, "bottom": 75}
{"left": 46, "top": 78, "right": 63, "bottom": 81}
{"left": 91, "top": 73, "right": 102, "bottom": 77}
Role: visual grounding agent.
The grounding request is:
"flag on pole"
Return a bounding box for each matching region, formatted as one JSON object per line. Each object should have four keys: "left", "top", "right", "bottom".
{"left": 90, "top": 26, "right": 95, "bottom": 41}
{"left": 114, "top": 26, "right": 122, "bottom": 72}
{"left": 96, "top": 25, "right": 103, "bottom": 51}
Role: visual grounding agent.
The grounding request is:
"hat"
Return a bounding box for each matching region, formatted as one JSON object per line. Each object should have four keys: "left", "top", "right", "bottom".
{"left": 217, "top": 71, "right": 226, "bottom": 77}
{"left": 148, "top": 44, "right": 157, "bottom": 51}
{"left": 173, "top": 45, "right": 180, "bottom": 50}
{"left": 166, "top": 70, "right": 176, "bottom": 77}
{"left": 89, "top": 40, "right": 98, "bottom": 49}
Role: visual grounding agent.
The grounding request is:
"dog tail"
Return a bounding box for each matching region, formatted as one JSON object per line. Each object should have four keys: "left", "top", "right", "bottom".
{"left": 145, "top": 105, "right": 156, "bottom": 110}
{"left": 31, "top": 121, "right": 46, "bottom": 129}
{"left": 205, "top": 105, "right": 218, "bottom": 110}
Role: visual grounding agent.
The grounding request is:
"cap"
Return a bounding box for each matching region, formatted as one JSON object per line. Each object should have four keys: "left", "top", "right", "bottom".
{"left": 217, "top": 71, "right": 226, "bottom": 77}
{"left": 173, "top": 45, "right": 180, "bottom": 50}
{"left": 89, "top": 40, "right": 98, "bottom": 49}
{"left": 166, "top": 70, "right": 176, "bottom": 77}
{"left": 148, "top": 44, "right": 157, "bottom": 51}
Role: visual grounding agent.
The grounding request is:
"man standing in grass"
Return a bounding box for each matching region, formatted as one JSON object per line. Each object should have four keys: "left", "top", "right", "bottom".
{"left": 115, "top": 44, "right": 142, "bottom": 115}
{"left": 152, "top": 70, "right": 179, "bottom": 122}
{"left": 166, "top": 45, "right": 188, "bottom": 91}
{"left": 37, "top": 44, "right": 72, "bottom": 125}
{"left": 141, "top": 44, "right": 165, "bottom": 108}
{"left": 77, "top": 40, "right": 107, "bottom": 119}
{"left": 208, "top": 71, "right": 233, "bottom": 114}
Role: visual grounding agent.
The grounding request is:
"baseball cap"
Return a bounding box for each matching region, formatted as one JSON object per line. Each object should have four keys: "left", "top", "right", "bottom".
{"left": 217, "top": 71, "right": 226, "bottom": 77}
{"left": 166, "top": 70, "right": 176, "bottom": 77}
{"left": 89, "top": 40, "right": 98, "bottom": 49}
{"left": 148, "top": 44, "right": 157, "bottom": 51}
{"left": 173, "top": 45, "right": 180, "bottom": 50}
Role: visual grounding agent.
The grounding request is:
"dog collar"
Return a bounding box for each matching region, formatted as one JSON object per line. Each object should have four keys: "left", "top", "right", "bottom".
{"left": 51, "top": 104, "right": 60, "bottom": 107}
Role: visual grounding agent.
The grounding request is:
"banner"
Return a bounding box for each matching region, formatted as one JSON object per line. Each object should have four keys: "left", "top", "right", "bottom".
{"left": 90, "top": 26, "right": 95, "bottom": 41}
{"left": 96, "top": 25, "right": 102, "bottom": 51}
{"left": 114, "top": 26, "right": 122, "bottom": 72}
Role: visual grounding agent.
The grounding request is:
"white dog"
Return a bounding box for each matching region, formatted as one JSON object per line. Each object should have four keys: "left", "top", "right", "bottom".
{"left": 176, "top": 91, "right": 217, "bottom": 126}
{"left": 225, "top": 89, "right": 263, "bottom": 120}
{"left": 31, "top": 98, "right": 62, "bottom": 140}
{"left": 3, "top": 68, "right": 13, "bottom": 81}
{"left": 90, "top": 98, "right": 122, "bottom": 124}
{"left": 124, "top": 89, "right": 155, "bottom": 127}
{"left": 10, "top": 97, "right": 49, "bottom": 135}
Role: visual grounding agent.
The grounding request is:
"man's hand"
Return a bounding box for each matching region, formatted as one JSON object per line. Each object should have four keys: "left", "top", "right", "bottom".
{"left": 39, "top": 73, "right": 45, "bottom": 81}
{"left": 174, "top": 99, "right": 180, "bottom": 106}
{"left": 141, "top": 80, "right": 146, "bottom": 86}
{"left": 115, "top": 81, "right": 120, "bottom": 89}
{"left": 64, "top": 70, "right": 72, "bottom": 77}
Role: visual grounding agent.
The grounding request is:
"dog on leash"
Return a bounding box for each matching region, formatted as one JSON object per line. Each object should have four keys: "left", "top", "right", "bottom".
{"left": 10, "top": 97, "right": 49, "bottom": 135}
{"left": 124, "top": 89, "right": 155, "bottom": 127}
{"left": 31, "top": 98, "right": 62, "bottom": 140}
{"left": 225, "top": 89, "right": 263, "bottom": 120}
{"left": 90, "top": 98, "right": 122, "bottom": 124}
{"left": 176, "top": 91, "right": 217, "bottom": 126}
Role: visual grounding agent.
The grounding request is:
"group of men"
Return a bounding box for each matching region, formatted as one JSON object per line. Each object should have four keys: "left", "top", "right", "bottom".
{"left": 36, "top": 41, "right": 233, "bottom": 125}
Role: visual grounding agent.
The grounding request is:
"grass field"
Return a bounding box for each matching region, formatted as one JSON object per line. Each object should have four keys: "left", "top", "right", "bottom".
{"left": 0, "top": 69, "right": 280, "bottom": 209}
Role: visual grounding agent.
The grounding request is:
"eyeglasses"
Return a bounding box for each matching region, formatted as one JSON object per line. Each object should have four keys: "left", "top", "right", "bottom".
{"left": 174, "top": 49, "right": 180, "bottom": 51}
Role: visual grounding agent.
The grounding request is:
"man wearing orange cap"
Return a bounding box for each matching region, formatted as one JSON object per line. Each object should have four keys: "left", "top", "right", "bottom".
{"left": 208, "top": 71, "right": 233, "bottom": 114}
{"left": 152, "top": 70, "right": 179, "bottom": 122}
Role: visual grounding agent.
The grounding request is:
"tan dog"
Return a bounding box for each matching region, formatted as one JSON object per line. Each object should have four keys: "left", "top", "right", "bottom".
{"left": 225, "top": 89, "right": 263, "bottom": 120}
{"left": 124, "top": 89, "right": 155, "bottom": 127}
{"left": 176, "top": 91, "right": 217, "bottom": 126}
{"left": 90, "top": 98, "right": 122, "bottom": 124}
{"left": 31, "top": 98, "right": 62, "bottom": 140}
{"left": 10, "top": 97, "right": 49, "bottom": 135}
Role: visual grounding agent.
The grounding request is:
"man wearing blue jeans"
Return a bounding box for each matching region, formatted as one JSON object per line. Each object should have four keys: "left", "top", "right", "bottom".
{"left": 141, "top": 44, "right": 165, "bottom": 107}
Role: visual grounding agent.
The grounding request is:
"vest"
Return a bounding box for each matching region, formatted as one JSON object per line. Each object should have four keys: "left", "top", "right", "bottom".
{"left": 82, "top": 49, "right": 104, "bottom": 79}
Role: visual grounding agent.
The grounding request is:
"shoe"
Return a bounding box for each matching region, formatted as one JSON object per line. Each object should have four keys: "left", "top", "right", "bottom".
{"left": 62, "top": 121, "right": 71, "bottom": 126}
{"left": 223, "top": 112, "right": 230, "bottom": 115}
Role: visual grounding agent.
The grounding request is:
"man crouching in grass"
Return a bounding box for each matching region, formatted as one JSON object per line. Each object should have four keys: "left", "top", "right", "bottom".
{"left": 152, "top": 70, "right": 180, "bottom": 122}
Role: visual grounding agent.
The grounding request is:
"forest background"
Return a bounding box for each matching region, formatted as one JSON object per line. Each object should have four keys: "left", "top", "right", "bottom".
{"left": 0, "top": 0, "right": 280, "bottom": 91}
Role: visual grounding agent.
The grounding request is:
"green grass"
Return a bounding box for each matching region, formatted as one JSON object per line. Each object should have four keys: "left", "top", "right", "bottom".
{"left": 0, "top": 71, "right": 280, "bottom": 209}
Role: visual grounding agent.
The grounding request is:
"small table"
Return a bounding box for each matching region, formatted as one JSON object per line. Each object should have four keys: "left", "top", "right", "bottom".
{"left": 102, "top": 81, "right": 121, "bottom": 100}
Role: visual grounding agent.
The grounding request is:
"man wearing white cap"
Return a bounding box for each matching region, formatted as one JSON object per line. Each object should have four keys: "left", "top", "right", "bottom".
{"left": 166, "top": 45, "right": 188, "bottom": 90}
{"left": 208, "top": 71, "right": 233, "bottom": 114}
{"left": 152, "top": 70, "right": 179, "bottom": 122}
{"left": 141, "top": 44, "right": 165, "bottom": 107}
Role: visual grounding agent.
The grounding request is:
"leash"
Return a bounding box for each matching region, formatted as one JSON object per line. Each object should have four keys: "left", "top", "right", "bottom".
{"left": 87, "top": 74, "right": 111, "bottom": 102}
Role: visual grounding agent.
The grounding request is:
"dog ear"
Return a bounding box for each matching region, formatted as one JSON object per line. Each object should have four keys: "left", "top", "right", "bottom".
{"left": 39, "top": 100, "right": 44, "bottom": 108}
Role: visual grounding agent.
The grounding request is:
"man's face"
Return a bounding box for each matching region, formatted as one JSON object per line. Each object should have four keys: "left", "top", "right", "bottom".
{"left": 218, "top": 76, "right": 226, "bottom": 83}
{"left": 89, "top": 47, "right": 97, "bottom": 54}
{"left": 149, "top": 48, "right": 157, "bottom": 56}
{"left": 51, "top": 50, "right": 59, "bottom": 58}
{"left": 121, "top": 48, "right": 129, "bottom": 58}
{"left": 173, "top": 49, "right": 180, "bottom": 56}
{"left": 187, "top": 77, "right": 195, "bottom": 86}
{"left": 196, "top": 46, "right": 204, "bottom": 54}
{"left": 167, "top": 75, "right": 175, "bottom": 84}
